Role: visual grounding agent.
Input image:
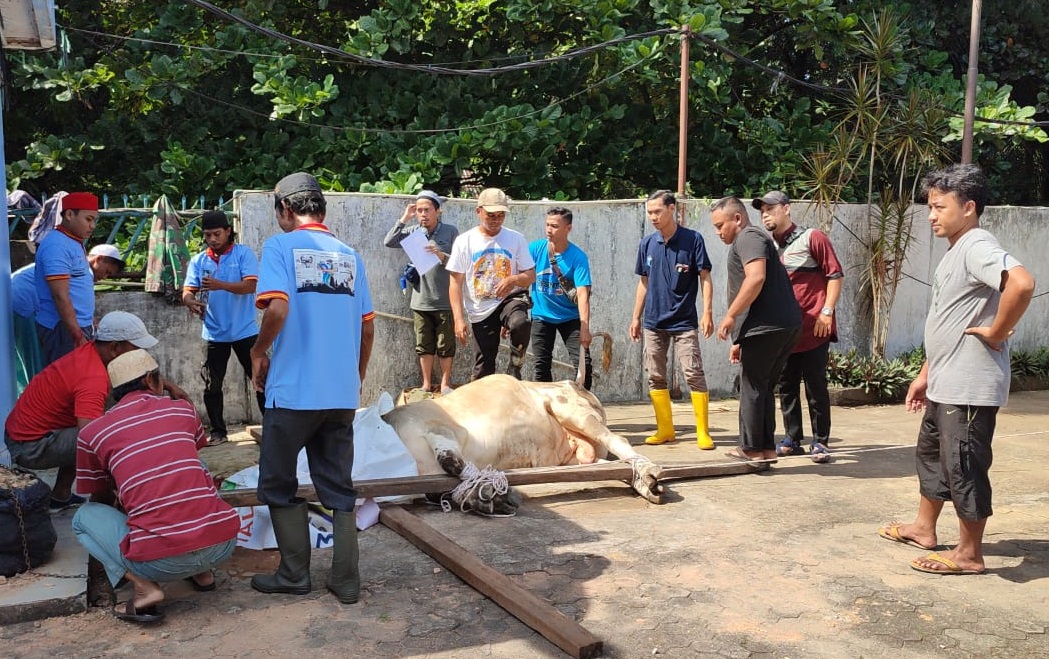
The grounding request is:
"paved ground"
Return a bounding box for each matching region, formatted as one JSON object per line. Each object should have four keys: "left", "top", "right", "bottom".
{"left": 3, "top": 392, "right": 1049, "bottom": 658}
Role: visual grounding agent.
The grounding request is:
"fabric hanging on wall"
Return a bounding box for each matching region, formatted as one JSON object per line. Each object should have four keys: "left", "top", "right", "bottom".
{"left": 144, "top": 195, "right": 191, "bottom": 302}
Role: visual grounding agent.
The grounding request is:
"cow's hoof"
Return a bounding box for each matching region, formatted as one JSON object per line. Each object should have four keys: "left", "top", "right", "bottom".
{"left": 463, "top": 483, "right": 520, "bottom": 518}
{"left": 629, "top": 458, "right": 665, "bottom": 504}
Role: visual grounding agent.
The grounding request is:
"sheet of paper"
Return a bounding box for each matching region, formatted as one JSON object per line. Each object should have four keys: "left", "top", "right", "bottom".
{"left": 400, "top": 229, "right": 441, "bottom": 276}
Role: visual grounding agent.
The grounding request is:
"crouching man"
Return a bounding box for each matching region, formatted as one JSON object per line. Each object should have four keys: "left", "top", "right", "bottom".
{"left": 72, "top": 350, "right": 239, "bottom": 623}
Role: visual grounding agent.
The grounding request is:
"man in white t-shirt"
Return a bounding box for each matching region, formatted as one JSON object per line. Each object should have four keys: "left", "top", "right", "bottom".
{"left": 447, "top": 188, "right": 536, "bottom": 380}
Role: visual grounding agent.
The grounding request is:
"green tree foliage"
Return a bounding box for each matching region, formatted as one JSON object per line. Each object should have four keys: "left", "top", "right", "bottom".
{"left": 3, "top": 1, "right": 1045, "bottom": 204}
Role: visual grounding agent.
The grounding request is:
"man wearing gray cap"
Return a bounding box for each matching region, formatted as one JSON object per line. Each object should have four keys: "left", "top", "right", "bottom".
{"left": 3, "top": 311, "right": 186, "bottom": 511}
{"left": 182, "top": 210, "right": 265, "bottom": 446}
{"left": 754, "top": 190, "right": 843, "bottom": 463}
{"left": 447, "top": 187, "right": 536, "bottom": 380}
{"left": 250, "top": 172, "right": 374, "bottom": 604}
{"left": 384, "top": 190, "right": 459, "bottom": 394}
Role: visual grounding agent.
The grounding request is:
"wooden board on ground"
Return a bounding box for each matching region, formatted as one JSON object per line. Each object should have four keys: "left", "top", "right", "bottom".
{"left": 379, "top": 505, "right": 603, "bottom": 659}
{"left": 218, "top": 459, "right": 765, "bottom": 507}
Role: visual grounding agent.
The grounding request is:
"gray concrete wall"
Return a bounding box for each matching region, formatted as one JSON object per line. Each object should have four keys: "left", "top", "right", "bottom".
{"left": 100, "top": 193, "right": 1049, "bottom": 423}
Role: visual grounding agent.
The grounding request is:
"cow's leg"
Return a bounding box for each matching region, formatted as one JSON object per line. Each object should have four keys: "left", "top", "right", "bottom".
{"left": 423, "top": 433, "right": 520, "bottom": 516}
{"left": 540, "top": 382, "right": 665, "bottom": 504}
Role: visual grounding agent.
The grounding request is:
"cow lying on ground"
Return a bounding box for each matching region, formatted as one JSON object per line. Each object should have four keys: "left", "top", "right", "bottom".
{"left": 382, "top": 375, "right": 664, "bottom": 516}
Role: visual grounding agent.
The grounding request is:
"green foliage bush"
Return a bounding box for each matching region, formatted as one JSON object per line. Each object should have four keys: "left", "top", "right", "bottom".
{"left": 827, "top": 347, "right": 923, "bottom": 399}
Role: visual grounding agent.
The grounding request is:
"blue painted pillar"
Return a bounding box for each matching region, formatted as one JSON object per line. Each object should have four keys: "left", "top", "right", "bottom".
{"left": 0, "top": 82, "right": 15, "bottom": 460}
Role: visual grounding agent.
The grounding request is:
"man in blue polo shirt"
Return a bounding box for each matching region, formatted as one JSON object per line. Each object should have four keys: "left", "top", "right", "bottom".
{"left": 628, "top": 190, "right": 715, "bottom": 449}
{"left": 13, "top": 244, "right": 124, "bottom": 394}
{"left": 34, "top": 191, "right": 100, "bottom": 365}
{"left": 250, "top": 172, "right": 374, "bottom": 605}
{"left": 529, "top": 207, "right": 593, "bottom": 389}
{"left": 182, "top": 210, "right": 265, "bottom": 446}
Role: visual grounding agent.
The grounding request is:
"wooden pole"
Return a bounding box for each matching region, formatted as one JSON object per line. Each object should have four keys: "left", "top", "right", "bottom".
{"left": 217, "top": 460, "right": 767, "bottom": 508}
{"left": 677, "top": 25, "right": 690, "bottom": 217}
{"left": 961, "top": 0, "right": 982, "bottom": 163}
{"left": 379, "top": 505, "right": 603, "bottom": 659}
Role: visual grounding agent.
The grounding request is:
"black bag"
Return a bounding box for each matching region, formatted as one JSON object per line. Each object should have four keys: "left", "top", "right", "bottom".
{"left": 0, "top": 467, "right": 58, "bottom": 577}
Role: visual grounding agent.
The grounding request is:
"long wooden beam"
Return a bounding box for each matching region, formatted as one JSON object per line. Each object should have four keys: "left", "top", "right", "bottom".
{"left": 217, "top": 459, "right": 765, "bottom": 507}
{"left": 379, "top": 505, "right": 603, "bottom": 659}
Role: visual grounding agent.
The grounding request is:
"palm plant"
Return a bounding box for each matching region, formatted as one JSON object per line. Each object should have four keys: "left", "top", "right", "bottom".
{"left": 801, "top": 8, "right": 949, "bottom": 357}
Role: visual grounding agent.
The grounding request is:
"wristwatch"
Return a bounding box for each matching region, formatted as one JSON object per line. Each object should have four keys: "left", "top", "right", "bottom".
{"left": 820, "top": 306, "right": 834, "bottom": 316}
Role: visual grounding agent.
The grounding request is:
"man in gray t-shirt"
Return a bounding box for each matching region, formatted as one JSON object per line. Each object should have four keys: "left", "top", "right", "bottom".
{"left": 384, "top": 190, "right": 460, "bottom": 394}
{"left": 877, "top": 164, "right": 1034, "bottom": 577}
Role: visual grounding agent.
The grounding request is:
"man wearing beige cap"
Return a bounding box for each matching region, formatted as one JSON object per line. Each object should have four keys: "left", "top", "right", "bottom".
{"left": 4, "top": 311, "right": 186, "bottom": 511}
{"left": 447, "top": 187, "right": 536, "bottom": 380}
{"left": 73, "top": 349, "right": 239, "bottom": 623}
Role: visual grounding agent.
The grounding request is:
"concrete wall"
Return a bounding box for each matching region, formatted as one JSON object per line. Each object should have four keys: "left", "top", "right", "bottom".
{"left": 98, "top": 193, "right": 1049, "bottom": 423}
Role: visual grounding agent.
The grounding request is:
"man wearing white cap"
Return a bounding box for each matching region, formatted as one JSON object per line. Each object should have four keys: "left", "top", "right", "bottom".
{"left": 12, "top": 244, "right": 125, "bottom": 394}
{"left": 3, "top": 311, "right": 186, "bottom": 511}
{"left": 447, "top": 187, "right": 536, "bottom": 380}
{"left": 73, "top": 349, "right": 239, "bottom": 624}
{"left": 383, "top": 190, "right": 459, "bottom": 394}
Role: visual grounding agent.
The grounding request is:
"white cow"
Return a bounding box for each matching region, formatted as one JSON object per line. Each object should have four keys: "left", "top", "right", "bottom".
{"left": 382, "top": 375, "right": 664, "bottom": 516}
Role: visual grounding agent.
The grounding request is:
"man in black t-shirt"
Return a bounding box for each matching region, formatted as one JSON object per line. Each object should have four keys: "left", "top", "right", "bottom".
{"left": 710, "top": 196, "right": 801, "bottom": 462}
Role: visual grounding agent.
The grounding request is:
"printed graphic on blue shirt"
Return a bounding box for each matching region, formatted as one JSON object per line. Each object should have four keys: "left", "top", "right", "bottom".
{"left": 294, "top": 249, "right": 357, "bottom": 295}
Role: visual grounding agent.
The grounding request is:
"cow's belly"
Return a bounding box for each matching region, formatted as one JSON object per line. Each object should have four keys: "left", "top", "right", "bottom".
{"left": 454, "top": 411, "right": 577, "bottom": 469}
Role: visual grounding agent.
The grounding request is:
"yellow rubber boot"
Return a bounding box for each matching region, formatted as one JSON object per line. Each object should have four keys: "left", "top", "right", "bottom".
{"left": 645, "top": 389, "right": 677, "bottom": 445}
{"left": 692, "top": 391, "right": 715, "bottom": 450}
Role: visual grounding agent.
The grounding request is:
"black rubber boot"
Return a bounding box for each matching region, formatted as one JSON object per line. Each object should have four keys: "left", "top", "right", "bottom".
{"left": 251, "top": 502, "right": 312, "bottom": 595}
{"left": 325, "top": 510, "right": 360, "bottom": 604}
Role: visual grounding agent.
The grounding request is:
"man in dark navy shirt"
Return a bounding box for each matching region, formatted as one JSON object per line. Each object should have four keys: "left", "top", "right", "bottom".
{"left": 628, "top": 190, "right": 715, "bottom": 450}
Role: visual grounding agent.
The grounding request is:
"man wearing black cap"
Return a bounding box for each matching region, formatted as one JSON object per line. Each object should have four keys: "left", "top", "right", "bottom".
{"left": 384, "top": 190, "right": 460, "bottom": 394}
{"left": 250, "top": 172, "right": 374, "bottom": 605}
{"left": 754, "top": 190, "right": 843, "bottom": 463}
{"left": 182, "top": 210, "right": 265, "bottom": 446}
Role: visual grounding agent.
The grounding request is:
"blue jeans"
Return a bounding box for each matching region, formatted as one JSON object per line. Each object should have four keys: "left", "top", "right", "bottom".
{"left": 530, "top": 317, "right": 592, "bottom": 389}
{"left": 72, "top": 503, "right": 236, "bottom": 587}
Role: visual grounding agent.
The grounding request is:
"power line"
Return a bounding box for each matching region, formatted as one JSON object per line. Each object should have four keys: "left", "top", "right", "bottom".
{"left": 61, "top": 25, "right": 541, "bottom": 68}
{"left": 183, "top": 0, "right": 674, "bottom": 76}
{"left": 179, "top": 51, "right": 658, "bottom": 135}
{"left": 688, "top": 31, "right": 1049, "bottom": 129}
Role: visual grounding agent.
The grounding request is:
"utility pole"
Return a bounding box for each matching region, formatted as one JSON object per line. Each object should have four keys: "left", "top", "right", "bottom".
{"left": 961, "top": 0, "right": 982, "bottom": 163}
{"left": 677, "top": 25, "right": 690, "bottom": 225}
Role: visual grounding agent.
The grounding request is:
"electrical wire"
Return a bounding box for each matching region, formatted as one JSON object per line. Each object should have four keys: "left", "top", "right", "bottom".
{"left": 183, "top": 0, "right": 674, "bottom": 76}
{"left": 178, "top": 50, "right": 658, "bottom": 135}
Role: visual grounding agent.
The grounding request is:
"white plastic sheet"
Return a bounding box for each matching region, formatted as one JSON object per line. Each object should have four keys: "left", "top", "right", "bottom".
{"left": 227, "top": 392, "right": 419, "bottom": 549}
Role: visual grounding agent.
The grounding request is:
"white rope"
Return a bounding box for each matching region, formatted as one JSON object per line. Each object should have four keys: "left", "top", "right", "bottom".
{"left": 449, "top": 462, "right": 509, "bottom": 512}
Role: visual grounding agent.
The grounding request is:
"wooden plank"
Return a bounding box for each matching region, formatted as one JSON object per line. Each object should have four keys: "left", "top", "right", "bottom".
{"left": 379, "top": 505, "right": 603, "bottom": 659}
{"left": 218, "top": 460, "right": 765, "bottom": 507}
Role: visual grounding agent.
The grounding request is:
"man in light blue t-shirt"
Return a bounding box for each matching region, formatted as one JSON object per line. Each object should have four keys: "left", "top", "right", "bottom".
{"left": 878, "top": 164, "right": 1034, "bottom": 577}
{"left": 34, "top": 191, "right": 100, "bottom": 365}
{"left": 249, "top": 172, "right": 374, "bottom": 606}
{"left": 182, "top": 210, "right": 265, "bottom": 445}
{"left": 528, "top": 207, "right": 593, "bottom": 389}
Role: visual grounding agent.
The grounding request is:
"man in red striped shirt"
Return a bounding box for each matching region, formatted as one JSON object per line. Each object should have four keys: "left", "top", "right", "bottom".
{"left": 73, "top": 350, "right": 239, "bottom": 623}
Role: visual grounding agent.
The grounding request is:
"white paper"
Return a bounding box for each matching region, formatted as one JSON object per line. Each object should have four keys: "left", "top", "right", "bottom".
{"left": 400, "top": 229, "right": 441, "bottom": 276}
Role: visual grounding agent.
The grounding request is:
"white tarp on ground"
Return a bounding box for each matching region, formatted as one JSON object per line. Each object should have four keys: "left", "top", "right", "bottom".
{"left": 224, "top": 392, "right": 419, "bottom": 549}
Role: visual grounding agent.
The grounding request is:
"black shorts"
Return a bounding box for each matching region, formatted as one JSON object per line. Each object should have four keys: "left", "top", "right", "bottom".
{"left": 914, "top": 400, "right": 997, "bottom": 521}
